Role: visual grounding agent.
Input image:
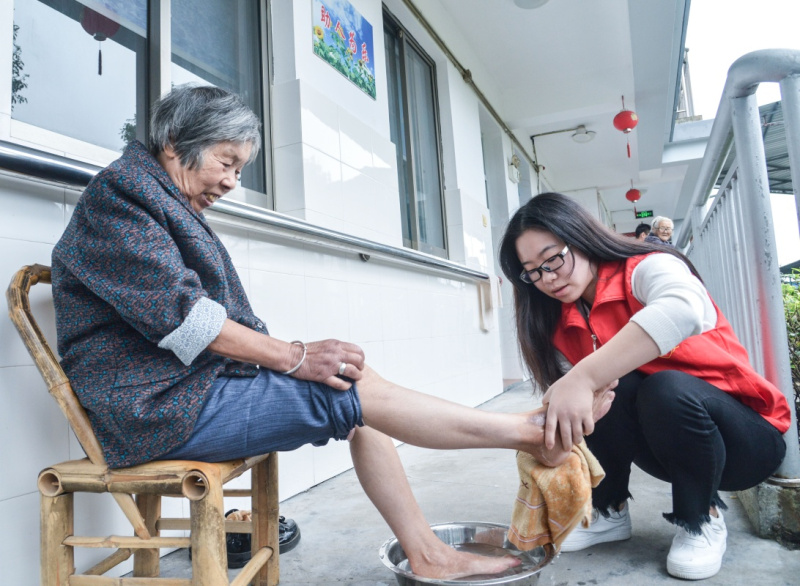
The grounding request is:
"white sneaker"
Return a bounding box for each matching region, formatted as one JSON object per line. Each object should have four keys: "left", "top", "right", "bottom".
{"left": 560, "top": 502, "right": 632, "bottom": 552}
{"left": 667, "top": 510, "right": 727, "bottom": 580}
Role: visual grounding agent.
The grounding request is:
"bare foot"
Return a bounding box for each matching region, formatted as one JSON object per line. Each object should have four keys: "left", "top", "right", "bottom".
{"left": 407, "top": 540, "right": 521, "bottom": 579}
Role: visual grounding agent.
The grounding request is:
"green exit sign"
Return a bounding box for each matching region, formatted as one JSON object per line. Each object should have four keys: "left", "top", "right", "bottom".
{"left": 635, "top": 210, "right": 654, "bottom": 218}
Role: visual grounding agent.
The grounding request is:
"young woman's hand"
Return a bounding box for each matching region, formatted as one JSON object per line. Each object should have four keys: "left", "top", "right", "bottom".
{"left": 542, "top": 376, "right": 618, "bottom": 451}
{"left": 541, "top": 374, "right": 595, "bottom": 451}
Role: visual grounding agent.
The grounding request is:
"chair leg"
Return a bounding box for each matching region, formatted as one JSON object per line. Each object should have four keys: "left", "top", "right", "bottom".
{"left": 190, "top": 473, "right": 228, "bottom": 585}
{"left": 41, "top": 492, "right": 74, "bottom": 586}
{"left": 252, "top": 452, "right": 280, "bottom": 586}
{"left": 133, "top": 493, "right": 161, "bottom": 577}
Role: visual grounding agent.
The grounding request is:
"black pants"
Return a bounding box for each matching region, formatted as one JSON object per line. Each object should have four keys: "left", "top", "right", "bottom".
{"left": 586, "top": 370, "right": 786, "bottom": 533}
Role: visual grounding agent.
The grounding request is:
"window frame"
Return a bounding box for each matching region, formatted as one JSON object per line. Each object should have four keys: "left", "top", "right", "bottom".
{"left": 3, "top": 0, "right": 273, "bottom": 207}
{"left": 383, "top": 7, "right": 448, "bottom": 258}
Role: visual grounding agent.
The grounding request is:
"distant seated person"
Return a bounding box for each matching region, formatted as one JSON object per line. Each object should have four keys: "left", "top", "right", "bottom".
{"left": 634, "top": 223, "right": 650, "bottom": 241}
{"left": 51, "top": 84, "right": 616, "bottom": 581}
{"left": 644, "top": 216, "right": 674, "bottom": 247}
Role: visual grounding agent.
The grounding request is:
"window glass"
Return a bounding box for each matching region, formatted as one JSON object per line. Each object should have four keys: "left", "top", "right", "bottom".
{"left": 384, "top": 27, "right": 413, "bottom": 244}
{"left": 171, "top": 0, "right": 265, "bottom": 192}
{"left": 405, "top": 46, "right": 444, "bottom": 252}
{"left": 11, "top": 0, "right": 146, "bottom": 153}
{"left": 384, "top": 15, "right": 446, "bottom": 257}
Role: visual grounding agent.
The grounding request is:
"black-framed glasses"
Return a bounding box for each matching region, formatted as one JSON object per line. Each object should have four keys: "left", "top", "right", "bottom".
{"left": 519, "top": 244, "right": 570, "bottom": 284}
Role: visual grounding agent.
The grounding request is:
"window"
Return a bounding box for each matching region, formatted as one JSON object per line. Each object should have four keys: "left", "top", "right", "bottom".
{"left": 11, "top": 0, "right": 146, "bottom": 152}
{"left": 9, "top": 0, "right": 267, "bottom": 194}
{"left": 384, "top": 11, "right": 446, "bottom": 257}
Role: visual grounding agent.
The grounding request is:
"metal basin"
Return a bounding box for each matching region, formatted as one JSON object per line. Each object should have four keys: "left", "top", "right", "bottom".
{"left": 378, "top": 522, "right": 556, "bottom": 586}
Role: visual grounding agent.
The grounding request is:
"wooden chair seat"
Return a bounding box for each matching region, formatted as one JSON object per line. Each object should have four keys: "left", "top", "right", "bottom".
{"left": 7, "top": 264, "right": 279, "bottom": 586}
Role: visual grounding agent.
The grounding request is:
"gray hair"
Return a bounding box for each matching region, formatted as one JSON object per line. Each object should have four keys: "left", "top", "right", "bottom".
{"left": 148, "top": 84, "right": 261, "bottom": 169}
{"left": 651, "top": 215, "right": 672, "bottom": 229}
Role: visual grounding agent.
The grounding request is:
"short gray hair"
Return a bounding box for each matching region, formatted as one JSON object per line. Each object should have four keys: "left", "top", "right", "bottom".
{"left": 651, "top": 216, "right": 672, "bottom": 229}
{"left": 148, "top": 84, "right": 261, "bottom": 169}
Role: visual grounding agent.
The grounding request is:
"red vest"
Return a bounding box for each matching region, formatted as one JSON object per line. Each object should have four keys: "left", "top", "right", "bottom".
{"left": 552, "top": 255, "right": 790, "bottom": 433}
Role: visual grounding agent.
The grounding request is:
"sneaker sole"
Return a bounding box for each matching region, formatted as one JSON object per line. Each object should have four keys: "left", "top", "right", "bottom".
{"left": 560, "top": 526, "right": 632, "bottom": 552}
{"left": 667, "top": 556, "right": 723, "bottom": 581}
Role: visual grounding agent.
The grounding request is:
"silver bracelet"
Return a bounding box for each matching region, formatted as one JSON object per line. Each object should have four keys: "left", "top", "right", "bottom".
{"left": 282, "top": 340, "right": 307, "bottom": 375}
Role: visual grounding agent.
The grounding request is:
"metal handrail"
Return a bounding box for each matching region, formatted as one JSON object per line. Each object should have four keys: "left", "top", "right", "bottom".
{"left": 0, "top": 141, "right": 489, "bottom": 282}
{"left": 675, "top": 49, "right": 800, "bottom": 479}
{"left": 675, "top": 49, "right": 800, "bottom": 247}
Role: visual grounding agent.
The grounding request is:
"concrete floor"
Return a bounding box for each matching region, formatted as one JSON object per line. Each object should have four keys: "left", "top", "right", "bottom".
{"left": 157, "top": 381, "right": 800, "bottom": 585}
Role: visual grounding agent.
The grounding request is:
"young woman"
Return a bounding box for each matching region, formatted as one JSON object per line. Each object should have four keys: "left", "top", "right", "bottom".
{"left": 499, "top": 192, "right": 790, "bottom": 580}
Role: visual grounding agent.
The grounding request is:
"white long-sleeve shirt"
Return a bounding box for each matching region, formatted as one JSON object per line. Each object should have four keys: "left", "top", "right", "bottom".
{"left": 628, "top": 253, "right": 717, "bottom": 354}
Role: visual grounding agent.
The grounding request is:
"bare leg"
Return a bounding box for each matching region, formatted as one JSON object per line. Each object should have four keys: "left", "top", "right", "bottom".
{"left": 356, "top": 366, "right": 615, "bottom": 460}
{"left": 350, "top": 424, "right": 520, "bottom": 579}
{"left": 349, "top": 367, "right": 615, "bottom": 578}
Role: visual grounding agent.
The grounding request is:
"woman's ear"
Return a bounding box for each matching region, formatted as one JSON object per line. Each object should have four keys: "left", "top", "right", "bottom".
{"left": 162, "top": 144, "right": 177, "bottom": 159}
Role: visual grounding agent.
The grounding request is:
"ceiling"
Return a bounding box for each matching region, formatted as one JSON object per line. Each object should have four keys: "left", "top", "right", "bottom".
{"left": 428, "top": 0, "right": 699, "bottom": 233}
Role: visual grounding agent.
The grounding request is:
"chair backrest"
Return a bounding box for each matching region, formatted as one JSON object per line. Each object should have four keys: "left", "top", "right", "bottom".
{"left": 6, "top": 264, "right": 107, "bottom": 465}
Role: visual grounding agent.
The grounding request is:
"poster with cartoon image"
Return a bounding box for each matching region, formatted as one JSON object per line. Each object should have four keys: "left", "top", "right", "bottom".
{"left": 312, "top": 0, "right": 375, "bottom": 99}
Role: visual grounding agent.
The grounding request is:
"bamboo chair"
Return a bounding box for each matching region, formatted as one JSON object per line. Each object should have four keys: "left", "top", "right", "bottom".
{"left": 7, "top": 264, "right": 280, "bottom": 586}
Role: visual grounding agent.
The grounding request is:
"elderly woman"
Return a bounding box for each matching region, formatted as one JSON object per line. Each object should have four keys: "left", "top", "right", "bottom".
{"left": 51, "top": 85, "right": 613, "bottom": 580}
{"left": 644, "top": 216, "right": 675, "bottom": 247}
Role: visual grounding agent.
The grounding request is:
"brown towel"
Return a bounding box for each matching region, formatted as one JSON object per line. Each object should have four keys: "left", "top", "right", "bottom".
{"left": 508, "top": 442, "right": 605, "bottom": 551}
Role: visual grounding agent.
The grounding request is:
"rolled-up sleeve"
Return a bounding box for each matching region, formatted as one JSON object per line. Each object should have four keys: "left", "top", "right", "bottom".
{"left": 158, "top": 296, "right": 227, "bottom": 365}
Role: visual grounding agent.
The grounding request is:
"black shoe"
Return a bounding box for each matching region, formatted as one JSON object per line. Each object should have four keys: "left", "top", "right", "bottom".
{"left": 278, "top": 515, "right": 301, "bottom": 554}
{"left": 223, "top": 509, "right": 249, "bottom": 569}
{"left": 225, "top": 510, "right": 301, "bottom": 568}
{"left": 188, "top": 509, "right": 302, "bottom": 568}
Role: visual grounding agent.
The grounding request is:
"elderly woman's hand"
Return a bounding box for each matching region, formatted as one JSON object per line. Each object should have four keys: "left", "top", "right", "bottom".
{"left": 292, "top": 339, "right": 365, "bottom": 391}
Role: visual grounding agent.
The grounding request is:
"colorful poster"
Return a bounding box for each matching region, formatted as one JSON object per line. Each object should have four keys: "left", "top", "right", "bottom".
{"left": 312, "top": 0, "right": 376, "bottom": 99}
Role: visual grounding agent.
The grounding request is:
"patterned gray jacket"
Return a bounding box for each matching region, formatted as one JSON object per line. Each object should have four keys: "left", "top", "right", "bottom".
{"left": 52, "top": 140, "right": 266, "bottom": 468}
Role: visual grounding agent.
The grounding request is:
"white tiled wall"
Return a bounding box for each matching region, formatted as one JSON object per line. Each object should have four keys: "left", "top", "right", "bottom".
{"left": 272, "top": 79, "right": 403, "bottom": 246}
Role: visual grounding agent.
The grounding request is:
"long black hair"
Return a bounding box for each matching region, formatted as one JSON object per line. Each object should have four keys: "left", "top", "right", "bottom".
{"left": 498, "top": 192, "right": 700, "bottom": 391}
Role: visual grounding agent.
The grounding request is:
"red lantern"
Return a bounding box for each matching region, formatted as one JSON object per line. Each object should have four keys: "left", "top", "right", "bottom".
{"left": 626, "top": 180, "right": 641, "bottom": 215}
{"left": 613, "top": 111, "right": 638, "bottom": 133}
{"left": 613, "top": 96, "right": 638, "bottom": 157}
{"left": 81, "top": 8, "right": 120, "bottom": 75}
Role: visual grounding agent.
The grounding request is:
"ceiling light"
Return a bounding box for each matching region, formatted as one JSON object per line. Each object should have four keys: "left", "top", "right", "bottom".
{"left": 572, "top": 125, "right": 596, "bottom": 143}
{"left": 513, "top": 0, "right": 550, "bottom": 9}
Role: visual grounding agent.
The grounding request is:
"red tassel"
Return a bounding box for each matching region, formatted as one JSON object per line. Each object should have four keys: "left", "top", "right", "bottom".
{"left": 627, "top": 138, "right": 631, "bottom": 158}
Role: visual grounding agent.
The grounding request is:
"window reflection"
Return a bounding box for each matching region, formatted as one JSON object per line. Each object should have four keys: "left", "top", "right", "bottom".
{"left": 171, "top": 0, "right": 265, "bottom": 193}
{"left": 10, "top": 0, "right": 266, "bottom": 194}
{"left": 12, "top": 0, "right": 145, "bottom": 153}
{"left": 384, "top": 11, "right": 446, "bottom": 257}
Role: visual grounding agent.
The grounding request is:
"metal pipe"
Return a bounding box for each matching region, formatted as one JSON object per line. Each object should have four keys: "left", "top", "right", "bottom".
{"left": 731, "top": 92, "right": 800, "bottom": 478}
{"left": 207, "top": 201, "right": 489, "bottom": 281}
{"left": 778, "top": 73, "right": 800, "bottom": 476}
{"left": 0, "top": 141, "right": 488, "bottom": 282}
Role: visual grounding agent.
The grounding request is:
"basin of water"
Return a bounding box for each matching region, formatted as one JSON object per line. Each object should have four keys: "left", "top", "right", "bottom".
{"left": 378, "top": 522, "right": 555, "bottom": 586}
